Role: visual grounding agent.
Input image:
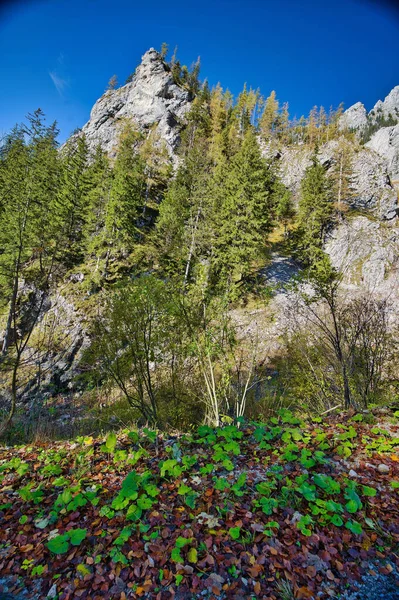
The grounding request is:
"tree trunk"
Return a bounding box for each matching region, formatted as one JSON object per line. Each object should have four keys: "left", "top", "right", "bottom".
{"left": 1, "top": 267, "right": 19, "bottom": 356}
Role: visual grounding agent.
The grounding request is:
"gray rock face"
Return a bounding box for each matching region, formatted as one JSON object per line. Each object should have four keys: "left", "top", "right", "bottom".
{"left": 338, "top": 102, "right": 368, "bottom": 133}
{"left": 80, "top": 48, "right": 192, "bottom": 156}
{"left": 324, "top": 216, "right": 399, "bottom": 311}
{"left": 339, "top": 85, "right": 399, "bottom": 182}
{"left": 366, "top": 124, "right": 399, "bottom": 183}
{"left": 370, "top": 85, "right": 399, "bottom": 122}
{"left": 273, "top": 140, "right": 398, "bottom": 220}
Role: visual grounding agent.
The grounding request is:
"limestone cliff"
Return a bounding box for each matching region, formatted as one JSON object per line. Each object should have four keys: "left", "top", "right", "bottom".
{"left": 79, "top": 48, "right": 192, "bottom": 156}
{"left": 340, "top": 85, "right": 399, "bottom": 184}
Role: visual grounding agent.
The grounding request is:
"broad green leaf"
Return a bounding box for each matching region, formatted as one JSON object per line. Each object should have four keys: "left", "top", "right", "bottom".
{"left": 47, "top": 534, "right": 69, "bottom": 554}
{"left": 229, "top": 526, "right": 241, "bottom": 540}
{"left": 68, "top": 528, "right": 87, "bottom": 546}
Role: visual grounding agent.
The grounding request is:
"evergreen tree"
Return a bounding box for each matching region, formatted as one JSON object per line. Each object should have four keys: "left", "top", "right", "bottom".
{"left": 83, "top": 145, "right": 113, "bottom": 278}
{"left": 330, "top": 137, "right": 355, "bottom": 215}
{"left": 297, "top": 150, "right": 333, "bottom": 261}
{"left": 103, "top": 125, "right": 145, "bottom": 276}
{"left": 212, "top": 128, "right": 273, "bottom": 289}
{"left": 59, "top": 135, "right": 92, "bottom": 265}
{"left": 0, "top": 110, "right": 65, "bottom": 432}
{"left": 260, "top": 91, "right": 279, "bottom": 140}
{"left": 274, "top": 182, "right": 294, "bottom": 236}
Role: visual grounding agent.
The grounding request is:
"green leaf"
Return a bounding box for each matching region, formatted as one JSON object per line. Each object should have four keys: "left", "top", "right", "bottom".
{"left": 345, "top": 520, "right": 363, "bottom": 535}
{"left": 68, "top": 528, "right": 87, "bottom": 546}
{"left": 222, "top": 459, "right": 234, "bottom": 471}
{"left": 345, "top": 499, "right": 359, "bottom": 514}
{"left": 19, "top": 515, "right": 28, "bottom": 525}
{"left": 229, "top": 526, "right": 241, "bottom": 540}
{"left": 178, "top": 483, "right": 192, "bottom": 495}
{"left": 362, "top": 485, "right": 377, "bottom": 497}
{"left": 137, "top": 494, "right": 153, "bottom": 510}
{"left": 121, "top": 471, "right": 139, "bottom": 498}
{"left": 47, "top": 534, "right": 70, "bottom": 554}
{"left": 185, "top": 493, "right": 197, "bottom": 509}
{"left": 126, "top": 503, "right": 142, "bottom": 521}
{"left": 175, "top": 574, "right": 183, "bottom": 585}
{"left": 171, "top": 547, "right": 183, "bottom": 563}
{"left": 330, "top": 514, "right": 343, "bottom": 526}
{"left": 77, "top": 564, "right": 91, "bottom": 577}
{"left": 175, "top": 536, "right": 191, "bottom": 548}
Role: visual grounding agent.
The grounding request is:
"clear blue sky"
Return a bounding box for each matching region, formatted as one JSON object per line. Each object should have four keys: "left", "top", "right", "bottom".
{"left": 1, "top": 0, "right": 399, "bottom": 143}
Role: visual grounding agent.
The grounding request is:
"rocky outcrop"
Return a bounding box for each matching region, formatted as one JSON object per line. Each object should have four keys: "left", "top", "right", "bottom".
{"left": 79, "top": 48, "right": 192, "bottom": 156}
{"left": 369, "top": 86, "right": 399, "bottom": 123}
{"left": 366, "top": 124, "right": 399, "bottom": 183}
{"left": 340, "top": 85, "right": 399, "bottom": 182}
{"left": 339, "top": 102, "right": 368, "bottom": 134}
{"left": 273, "top": 140, "right": 398, "bottom": 220}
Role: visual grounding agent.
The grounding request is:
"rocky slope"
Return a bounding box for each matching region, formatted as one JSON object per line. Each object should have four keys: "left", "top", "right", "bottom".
{"left": 340, "top": 86, "right": 399, "bottom": 183}
{"left": 78, "top": 48, "right": 192, "bottom": 156}
{"left": 273, "top": 140, "right": 398, "bottom": 220}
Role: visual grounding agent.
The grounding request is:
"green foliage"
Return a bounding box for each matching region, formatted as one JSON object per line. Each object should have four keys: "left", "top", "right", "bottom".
{"left": 297, "top": 151, "right": 333, "bottom": 260}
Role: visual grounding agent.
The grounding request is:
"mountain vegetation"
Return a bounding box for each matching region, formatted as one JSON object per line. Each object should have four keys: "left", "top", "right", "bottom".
{"left": 1, "top": 45, "right": 399, "bottom": 600}
{"left": 0, "top": 48, "right": 397, "bottom": 438}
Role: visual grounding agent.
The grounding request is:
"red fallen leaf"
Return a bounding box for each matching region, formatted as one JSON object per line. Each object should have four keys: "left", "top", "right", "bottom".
{"left": 247, "top": 564, "right": 263, "bottom": 577}
{"left": 296, "top": 586, "right": 314, "bottom": 598}
{"left": 253, "top": 581, "right": 261, "bottom": 595}
{"left": 306, "top": 565, "right": 317, "bottom": 578}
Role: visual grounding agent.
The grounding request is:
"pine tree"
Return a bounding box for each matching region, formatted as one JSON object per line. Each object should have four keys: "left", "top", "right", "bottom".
{"left": 0, "top": 110, "right": 65, "bottom": 432}
{"left": 330, "top": 137, "right": 354, "bottom": 215}
{"left": 103, "top": 125, "right": 145, "bottom": 276}
{"left": 154, "top": 138, "right": 212, "bottom": 285}
{"left": 274, "top": 182, "right": 294, "bottom": 236}
{"left": 138, "top": 128, "right": 172, "bottom": 224}
{"left": 82, "top": 145, "right": 112, "bottom": 279}
{"left": 297, "top": 151, "right": 333, "bottom": 260}
{"left": 212, "top": 128, "right": 273, "bottom": 289}
{"left": 59, "top": 135, "right": 92, "bottom": 265}
{"left": 260, "top": 91, "right": 279, "bottom": 140}
{"left": 107, "top": 75, "right": 118, "bottom": 90}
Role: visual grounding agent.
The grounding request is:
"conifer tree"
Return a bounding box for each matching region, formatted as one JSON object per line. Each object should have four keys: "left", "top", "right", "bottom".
{"left": 212, "top": 128, "right": 273, "bottom": 289}
{"left": 59, "top": 135, "right": 92, "bottom": 265}
{"left": 260, "top": 91, "right": 279, "bottom": 140}
{"left": 83, "top": 145, "right": 113, "bottom": 278}
{"left": 330, "top": 137, "right": 354, "bottom": 214}
{"left": 297, "top": 150, "right": 333, "bottom": 260}
{"left": 103, "top": 125, "right": 145, "bottom": 276}
{"left": 0, "top": 110, "right": 65, "bottom": 432}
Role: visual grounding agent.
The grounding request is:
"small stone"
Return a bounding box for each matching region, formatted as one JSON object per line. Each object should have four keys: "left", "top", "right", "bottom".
{"left": 377, "top": 464, "right": 390, "bottom": 474}
{"left": 349, "top": 469, "right": 358, "bottom": 478}
{"left": 291, "top": 511, "right": 303, "bottom": 524}
{"left": 47, "top": 583, "right": 57, "bottom": 599}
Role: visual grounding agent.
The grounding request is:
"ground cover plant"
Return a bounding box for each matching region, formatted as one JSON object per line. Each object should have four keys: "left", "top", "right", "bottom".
{"left": 0, "top": 409, "right": 399, "bottom": 599}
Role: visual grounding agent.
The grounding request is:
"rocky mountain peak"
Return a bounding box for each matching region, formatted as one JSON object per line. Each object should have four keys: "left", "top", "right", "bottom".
{"left": 370, "top": 85, "right": 399, "bottom": 121}
{"left": 338, "top": 101, "right": 368, "bottom": 133}
{"left": 79, "top": 48, "right": 192, "bottom": 156}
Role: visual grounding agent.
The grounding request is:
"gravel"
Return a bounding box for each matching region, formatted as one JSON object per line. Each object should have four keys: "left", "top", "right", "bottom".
{"left": 339, "top": 562, "right": 399, "bottom": 600}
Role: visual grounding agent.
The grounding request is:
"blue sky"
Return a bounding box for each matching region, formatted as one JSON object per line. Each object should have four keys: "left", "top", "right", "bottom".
{"left": 1, "top": 0, "right": 399, "bottom": 143}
